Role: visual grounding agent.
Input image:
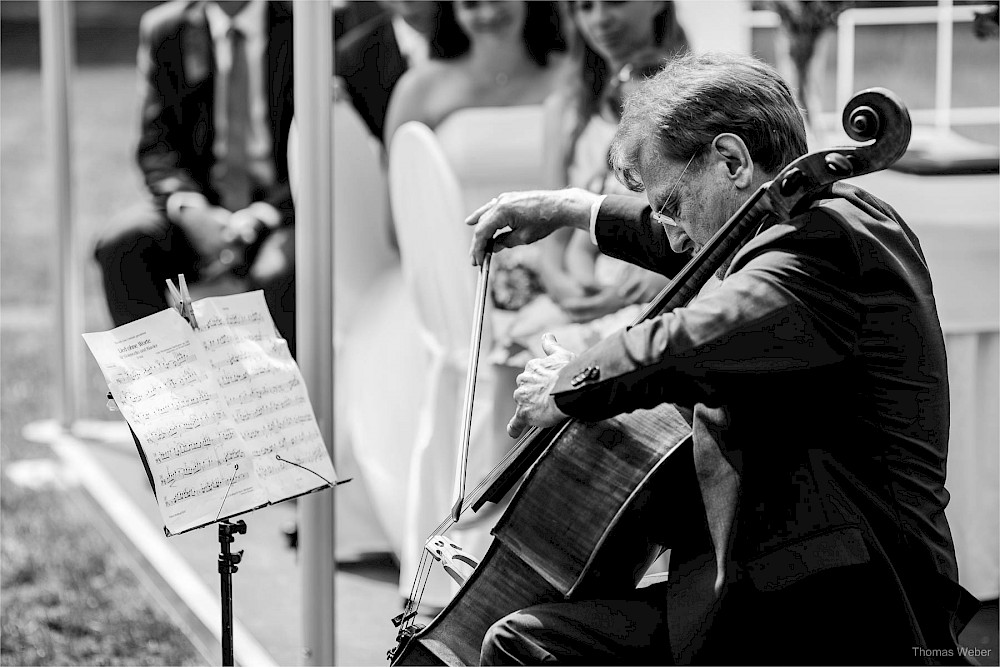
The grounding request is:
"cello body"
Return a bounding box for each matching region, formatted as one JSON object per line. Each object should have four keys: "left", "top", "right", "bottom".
{"left": 392, "top": 403, "right": 715, "bottom": 665}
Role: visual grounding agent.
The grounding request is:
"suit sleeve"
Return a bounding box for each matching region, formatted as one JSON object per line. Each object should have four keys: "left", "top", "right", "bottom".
{"left": 263, "top": 186, "right": 294, "bottom": 226}
{"left": 335, "top": 18, "right": 404, "bottom": 143}
{"left": 135, "top": 15, "right": 204, "bottom": 209}
{"left": 258, "top": 9, "right": 295, "bottom": 226}
{"left": 552, "top": 208, "right": 863, "bottom": 420}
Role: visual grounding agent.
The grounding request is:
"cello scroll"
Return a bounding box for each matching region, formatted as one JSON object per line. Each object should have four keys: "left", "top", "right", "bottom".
{"left": 769, "top": 87, "right": 911, "bottom": 208}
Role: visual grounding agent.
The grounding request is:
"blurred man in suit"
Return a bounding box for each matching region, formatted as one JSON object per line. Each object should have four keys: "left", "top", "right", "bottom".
{"left": 335, "top": 1, "right": 440, "bottom": 145}
{"left": 94, "top": 0, "right": 298, "bottom": 353}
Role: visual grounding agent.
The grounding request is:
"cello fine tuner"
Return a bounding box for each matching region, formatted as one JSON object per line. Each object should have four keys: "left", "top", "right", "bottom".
{"left": 391, "top": 609, "right": 417, "bottom": 628}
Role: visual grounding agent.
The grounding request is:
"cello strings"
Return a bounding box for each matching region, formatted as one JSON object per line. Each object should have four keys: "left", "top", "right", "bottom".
{"left": 406, "top": 552, "right": 429, "bottom": 617}
{"left": 453, "top": 426, "right": 541, "bottom": 517}
{"left": 413, "top": 556, "right": 433, "bottom": 621}
{"left": 405, "top": 513, "right": 459, "bottom": 627}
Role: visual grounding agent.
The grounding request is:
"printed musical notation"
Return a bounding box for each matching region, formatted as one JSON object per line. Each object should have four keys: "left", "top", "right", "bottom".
{"left": 249, "top": 429, "right": 314, "bottom": 457}
{"left": 233, "top": 396, "right": 306, "bottom": 423}
{"left": 109, "top": 350, "right": 195, "bottom": 385}
{"left": 152, "top": 429, "right": 237, "bottom": 463}
{"left": 226, "top": 378, "right": 302, "bottom": 406}
{"left": 145, "top": 409, "right": 228, "bottom": 442}
{"left": 164, "top": 469, "right": 252, "bottom": 507}
{"left": 257, "top": 449, "right": 328, "bottom": 479}
{"left": 83, "top": 290, "right": 338, "bottom": 536}
{"left": 199, "top": 311, "right": 265, "bottom": 330}
{"left": 122, "top": 367, "right": 204, "bottom": 402}
{"left": 132, "top": 390, "right": 215, "bottom": 423}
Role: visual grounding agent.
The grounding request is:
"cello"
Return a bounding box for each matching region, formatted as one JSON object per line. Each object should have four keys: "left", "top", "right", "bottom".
{"left": 388, "top": 88, "right": 912, "bottom": 666}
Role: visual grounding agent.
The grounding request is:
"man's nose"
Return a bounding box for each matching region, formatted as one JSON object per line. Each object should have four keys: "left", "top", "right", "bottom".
{"left": 665, "top": 227, "right": 693, "bottom": 254}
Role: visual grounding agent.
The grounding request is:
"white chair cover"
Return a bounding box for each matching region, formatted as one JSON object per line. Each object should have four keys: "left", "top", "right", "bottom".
{"left": 431, "top": 105, "right": 550, "bottom": 577}
{"left": 853, "top": 168, "right": 1000, "bottom": 600}
{"left": 389, "top": 121, "right": 499, "bottom": 607}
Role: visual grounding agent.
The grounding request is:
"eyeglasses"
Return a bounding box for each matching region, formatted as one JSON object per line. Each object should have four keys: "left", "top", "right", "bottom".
{"left": 650, "top": 152, "right": 697, "bottom": 229}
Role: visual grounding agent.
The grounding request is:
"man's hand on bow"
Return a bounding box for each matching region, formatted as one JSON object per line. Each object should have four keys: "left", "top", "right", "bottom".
{"left": 466, "top": 188, "right": 600, "bottom": 267}
{"left": 507, "top": 333, "right": 574, "bottom": 439}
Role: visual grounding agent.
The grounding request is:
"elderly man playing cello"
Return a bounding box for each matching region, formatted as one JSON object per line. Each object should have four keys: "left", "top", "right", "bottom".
{"left": 466, "top": 53, "right": 977, "bottom": 666}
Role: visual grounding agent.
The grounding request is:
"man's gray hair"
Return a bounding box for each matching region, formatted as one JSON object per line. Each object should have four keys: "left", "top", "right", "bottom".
{"left": 610, "top": 52, "right": 808, "bottom": 191}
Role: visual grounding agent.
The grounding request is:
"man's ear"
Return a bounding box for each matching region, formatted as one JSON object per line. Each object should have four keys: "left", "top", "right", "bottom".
{"left": 711, "top": 133, "right": 754, "bottom": 189}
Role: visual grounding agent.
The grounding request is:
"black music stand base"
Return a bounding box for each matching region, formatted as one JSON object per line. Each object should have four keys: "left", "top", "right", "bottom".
{"left": 219, "top": 519, "right": 246, "bottom": 666}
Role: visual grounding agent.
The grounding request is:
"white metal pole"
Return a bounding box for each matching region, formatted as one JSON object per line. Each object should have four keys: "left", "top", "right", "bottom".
{"left": 293, "top": 1, "right": 336, "bottom": 665}
{"left": 936, "top": 0, "right": 954, "bottom": 133}
{"left": 836, "top": 10, "right": 856, "bottom": 119}
{"left": 40, "top": 0, "right": 81, "bottom": 428}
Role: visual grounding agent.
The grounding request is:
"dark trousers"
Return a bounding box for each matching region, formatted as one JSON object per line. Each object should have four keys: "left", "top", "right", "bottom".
{"left": 481, "top": 594, "right": 672, "bottom": 665}
{"left": 93, "top": 202, "right": 296, "bottom": 355}
{"left": 481, "top": 564, "right": 944, "bottom": 666}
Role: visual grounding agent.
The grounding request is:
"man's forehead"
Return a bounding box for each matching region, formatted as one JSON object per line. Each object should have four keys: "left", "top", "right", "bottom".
{"left": 635, "top": 142, "right": 676, "bottom": 192}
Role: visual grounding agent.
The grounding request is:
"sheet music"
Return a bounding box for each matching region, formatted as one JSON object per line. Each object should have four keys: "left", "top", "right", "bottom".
{"left": 83, "top": 291, "right": 336, "bottom": 535}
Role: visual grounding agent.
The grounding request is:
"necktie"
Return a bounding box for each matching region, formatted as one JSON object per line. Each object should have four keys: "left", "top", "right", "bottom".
{"left": 218, "top": 26, "right": 252, "bottom": 212}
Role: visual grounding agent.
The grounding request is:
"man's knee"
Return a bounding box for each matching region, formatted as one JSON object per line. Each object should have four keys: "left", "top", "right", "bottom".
{"left": 93, "top": 203, "right": 169, "bottom": 269}
{"left": 480, "top": 612, "right": 550, "bottom": 666}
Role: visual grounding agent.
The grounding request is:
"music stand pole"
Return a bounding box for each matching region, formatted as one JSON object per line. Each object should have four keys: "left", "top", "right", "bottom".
{"left": 218, "top": 519, "right": 246, "bottom": 666}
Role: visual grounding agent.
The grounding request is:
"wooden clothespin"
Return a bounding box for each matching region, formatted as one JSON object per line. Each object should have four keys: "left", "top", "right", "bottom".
{"left": 165, "top": 274, "right": 199, "bottom": 329}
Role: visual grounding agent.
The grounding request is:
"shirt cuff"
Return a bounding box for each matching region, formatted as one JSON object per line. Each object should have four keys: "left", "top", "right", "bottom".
{"left": 247, "top": 202, "right": 283, "bottom": 230}
{"left": 165, "top": 191, "right": 209, "bottom": 220}
{"left": 589, "top": 194, "right": 608, "bottom": 246}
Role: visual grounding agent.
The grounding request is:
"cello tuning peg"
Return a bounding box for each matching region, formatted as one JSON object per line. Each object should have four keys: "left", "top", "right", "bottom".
{"left": 778, "top": 168, "right": 805, "bottom": 196}
{"left": 824, "top": 153, "right": 854, "bottom": 177}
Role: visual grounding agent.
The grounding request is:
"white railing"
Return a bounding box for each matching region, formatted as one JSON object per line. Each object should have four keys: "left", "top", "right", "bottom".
{"left": 751, "top": 1, "right": 999, "bottom": 133}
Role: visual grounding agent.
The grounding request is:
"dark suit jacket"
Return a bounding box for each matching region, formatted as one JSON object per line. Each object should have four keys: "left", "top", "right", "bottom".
{"left": 552, "top": 184, "right": 978, "bottom": 661}
{"left": 136, "top": 0, "right": 295, "bottom": 224}
{"left": 335, "top": 12, "right": 408, "bottom": 145}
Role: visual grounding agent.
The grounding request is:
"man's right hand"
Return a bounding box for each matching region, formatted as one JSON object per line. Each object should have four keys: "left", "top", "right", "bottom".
{"left": 466, "top": 188, "right": 600, "bottom": 267}
{"left": 172, "top": 204, "right": 235, "bottom": 260}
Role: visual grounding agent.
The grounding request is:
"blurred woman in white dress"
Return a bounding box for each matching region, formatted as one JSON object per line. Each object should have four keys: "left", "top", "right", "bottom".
{"left": 489, "top": 0, "right": 690, "bottom": 367}
{"left": 385, "top": 0, "right": 570, "bottom": 142}
{"left": 385, "top": 0, "right": 570, "bottom": 612}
